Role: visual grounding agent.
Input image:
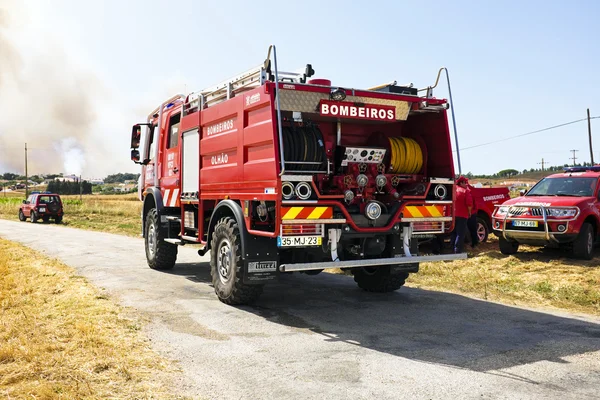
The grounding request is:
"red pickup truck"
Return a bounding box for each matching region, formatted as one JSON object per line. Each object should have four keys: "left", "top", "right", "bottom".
{"left": 492, "top": 166, "right": 600, "bottom": 259}
{"left": 470, "top": 186, "right": 510, "bottom": 243}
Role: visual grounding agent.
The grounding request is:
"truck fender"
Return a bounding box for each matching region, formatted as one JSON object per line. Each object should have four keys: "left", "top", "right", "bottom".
{"left": 142, "top": 187, "right": 165, "bottom": 237}
{"left": 205, "top": 200, "right": 248, "bottom": 257}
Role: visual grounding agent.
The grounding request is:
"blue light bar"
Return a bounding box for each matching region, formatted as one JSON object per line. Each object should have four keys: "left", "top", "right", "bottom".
{"left": 563, "top": 166, "right": 600, "bottom": 173}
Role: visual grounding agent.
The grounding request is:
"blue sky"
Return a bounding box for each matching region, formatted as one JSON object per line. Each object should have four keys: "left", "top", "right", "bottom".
{"left": 1, "top": 0, "right": 598, "bottom": 177}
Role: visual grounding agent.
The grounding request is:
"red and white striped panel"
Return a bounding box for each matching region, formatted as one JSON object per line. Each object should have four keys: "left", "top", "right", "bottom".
{"left": 162, "top": 188, "right": 180, "bottom": 207}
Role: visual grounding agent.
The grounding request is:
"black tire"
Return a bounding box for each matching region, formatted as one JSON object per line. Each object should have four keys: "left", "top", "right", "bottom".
{"left": 30, "top": 211, "right": 37, "bottom": 223}
{"left": 210, "top": 217, "right": 263, "bottom": 305}
{"left": 144, "top": 208, "right": 178, "bottom": 270}
{"left": 55, "top": 216, "right": 63, "bottom": 224}
{"left": 499, "top": 236, "right": 519, "bottom": 255}
{"left": 477, "top": 217, "right": 489, "bottom": 243}
{"left": 572, "top": 222, "right": 594, "bottom": 260}
{"left": 351, "top": 266, "right": 408, "bottom": 293}
{"left": 18, "top": 210, "right": 26, "bottom": 221}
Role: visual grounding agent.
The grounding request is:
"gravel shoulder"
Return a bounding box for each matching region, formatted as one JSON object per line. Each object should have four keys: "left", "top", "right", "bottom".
{"left": 1, "top": 219, "right": 600, "bottom": 400}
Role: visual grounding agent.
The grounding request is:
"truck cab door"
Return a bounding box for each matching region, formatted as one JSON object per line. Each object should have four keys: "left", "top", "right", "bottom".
{"left": 161, "top": 111, "right": 182, "bottom": 207}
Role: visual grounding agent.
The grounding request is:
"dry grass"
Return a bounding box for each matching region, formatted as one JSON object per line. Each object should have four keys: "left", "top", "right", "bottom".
{"left": 0, "top": 193, "right": 142, "bottom": 236}
{"left": 408, "top": 238, "right": 600, "bottom": 315}
{"left": 0, "top": 238, "right": 186, "bottom": 399}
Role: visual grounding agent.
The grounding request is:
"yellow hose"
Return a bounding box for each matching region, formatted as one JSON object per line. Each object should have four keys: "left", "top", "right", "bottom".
{"left": 388, "top": 137, "right": 423, "bottom": 174}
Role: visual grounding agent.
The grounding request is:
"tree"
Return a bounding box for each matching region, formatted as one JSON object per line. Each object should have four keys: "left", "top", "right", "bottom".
{"left": 497, "top": 169, "right": 519, "bottom": 177}
{"left": 2, "top": 172, "right": 18, "bottom": 180}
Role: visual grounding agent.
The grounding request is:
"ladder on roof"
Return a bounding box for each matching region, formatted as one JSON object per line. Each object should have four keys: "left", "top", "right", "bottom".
{"left": 184, "top": 47, "right": 315, "bottom": 113}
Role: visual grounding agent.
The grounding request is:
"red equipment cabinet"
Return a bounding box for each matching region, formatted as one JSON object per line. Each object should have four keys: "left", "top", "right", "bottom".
{"left": 129, "top": 45, "right": 467, "bottom": 305}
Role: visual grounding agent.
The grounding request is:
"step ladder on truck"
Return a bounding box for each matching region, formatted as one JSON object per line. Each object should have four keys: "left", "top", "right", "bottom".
{"left": 129, "top": 44, "right": 467, "bottom": 305}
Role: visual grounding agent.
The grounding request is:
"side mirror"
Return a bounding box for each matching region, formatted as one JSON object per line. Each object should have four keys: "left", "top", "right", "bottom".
{"left": 131, "top": 149, "right": 141, "bottom": 164}
{"left": 519, "top": 189, "right": 527, "bottom": 196}
{"left": 22, "top": 200, "right": 26, "bottom": 204}
{"left": 131, "top": 124, "right": 142, "bottom": 149}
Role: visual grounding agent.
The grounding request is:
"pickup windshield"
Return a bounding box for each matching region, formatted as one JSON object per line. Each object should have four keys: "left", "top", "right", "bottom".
{"left": 526, "top": 177, "right": 597, "bottom": 197}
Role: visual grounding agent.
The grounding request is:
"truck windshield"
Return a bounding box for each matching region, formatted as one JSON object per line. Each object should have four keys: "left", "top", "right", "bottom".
{"left": 526, "top": 177, "right": 597, "bottom": 197}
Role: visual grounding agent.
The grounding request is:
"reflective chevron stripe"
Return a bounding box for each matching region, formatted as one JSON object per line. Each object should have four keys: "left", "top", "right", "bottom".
{"left": 282, "top": 207, "right": 333, "bottom": 220}
{"left": 403, "top": 205, "right": 444, "bottom": 218}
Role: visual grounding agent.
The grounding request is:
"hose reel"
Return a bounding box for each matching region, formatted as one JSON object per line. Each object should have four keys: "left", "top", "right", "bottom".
{"left": 387, "top": 137, "right": 423, "bottom": 174}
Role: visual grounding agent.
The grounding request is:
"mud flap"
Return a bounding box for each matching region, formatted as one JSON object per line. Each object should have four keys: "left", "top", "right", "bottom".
{"left": 388, "top": 231, "right": 420, "bottom": 274}
{"left": 243, "top": 235, "right": 279, "bottom": 284}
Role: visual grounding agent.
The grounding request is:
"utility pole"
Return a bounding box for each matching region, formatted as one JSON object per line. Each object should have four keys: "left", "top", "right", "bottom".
{"left": 538, "top": 158, "right": 547, "bottom": 171}
{"left": 24, "top": 143, "right": 28, "bottom": 198}
{"left": 79, "top": 175, "right": 82, "bottom": 201}
{"left": 570, "top": 149, "right": 578, "bottom": 166}
{"left": 588, "top": 108, "right": 594, "bottom": 165}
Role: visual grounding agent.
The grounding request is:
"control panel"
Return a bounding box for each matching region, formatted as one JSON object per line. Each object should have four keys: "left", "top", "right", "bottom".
{"left": 338, "top": 146, "right": 387, "bottom": 166}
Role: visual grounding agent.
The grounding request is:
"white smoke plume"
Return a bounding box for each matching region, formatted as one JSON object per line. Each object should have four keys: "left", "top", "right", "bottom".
{"left": 0, "top": 2, "right": 103, "bottom": 177}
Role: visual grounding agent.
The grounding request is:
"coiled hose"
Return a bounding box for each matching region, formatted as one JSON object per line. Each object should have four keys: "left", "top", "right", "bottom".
{"left": 283, "top": 125, "right": 327, "bottom": 171}
{"left": 388, "top": 137, "right": 423, "bottom": 174}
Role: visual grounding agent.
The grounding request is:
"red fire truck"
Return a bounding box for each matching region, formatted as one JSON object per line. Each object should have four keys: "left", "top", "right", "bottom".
{"left": 129, "top": 45, "right": 466, "bottom": 304}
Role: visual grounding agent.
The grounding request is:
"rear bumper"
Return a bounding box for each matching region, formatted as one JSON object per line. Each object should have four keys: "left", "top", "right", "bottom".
{"left": 279, "top": 253, "right": 467, "bottom": 272}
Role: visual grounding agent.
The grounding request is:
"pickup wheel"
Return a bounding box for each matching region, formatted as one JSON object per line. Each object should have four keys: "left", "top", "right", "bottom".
{"left": 352, "top": 266, "right": 408, "bottom": 292}
{"left": 18, "top": 210, "right": 26, "bottom": 221}
{"left": 144, "top": 208, "right": 178, "bottom": 270}
{"left": 30, "top": 211, "right": 37, "bottom": 223}
{"left": 210, "top": 217, "right": 263, "bottom": 305}
{"left": 477, "top": 217, "right": 489, "bottom": 243}
{"left": 499, "top": 236, "right": 519, "bottom": 255}
{"left": 572, "top": 222, "right": 594, "bottom": 260}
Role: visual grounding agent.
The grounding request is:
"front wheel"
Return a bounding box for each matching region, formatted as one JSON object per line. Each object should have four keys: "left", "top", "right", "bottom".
{"left": 499, "top": 236, "right": 519, "bottom": 255}
{"left": 351, "top": 266, "right": 408, "bottom": 292}
{"left": 572, "top": 222, "right": 594, "bottom": 260}
{"left": 18, "top": 210, "right": 26, "bottom": 221}
{"left": 144, "top": 208, "right": 178, "bottom": 270}
{"left": 210, "top": 217, "right": 263, "bottom": 305}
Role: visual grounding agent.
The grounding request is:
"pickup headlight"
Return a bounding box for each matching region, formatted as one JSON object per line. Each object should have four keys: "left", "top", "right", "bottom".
{"left": 546, "top": 208, "right": 578, "bottom": 218}
{"left": 495, "top": 206, "right": 509, "bottom": 216}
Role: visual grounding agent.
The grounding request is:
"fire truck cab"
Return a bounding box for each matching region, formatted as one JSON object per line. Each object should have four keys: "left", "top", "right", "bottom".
{"left": 130, "top": 45, "right": 466, "bottom": 304}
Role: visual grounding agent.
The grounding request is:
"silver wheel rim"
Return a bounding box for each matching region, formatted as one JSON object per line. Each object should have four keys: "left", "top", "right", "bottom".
{"left": 147, "top": 223, "right": 156, "bottom": 258}
{"left": 217, "top": 239, "right": 233, "bottom": 284}
{"left": 477, "top": 222, "right": 486, "bottom": 242}
{"left": 587, "top": 232, "right": 593, "bottom": 254}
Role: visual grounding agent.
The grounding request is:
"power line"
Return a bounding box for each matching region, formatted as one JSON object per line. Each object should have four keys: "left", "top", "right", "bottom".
{"left": 459, "top": 116, "right": 600, "bottom": 151}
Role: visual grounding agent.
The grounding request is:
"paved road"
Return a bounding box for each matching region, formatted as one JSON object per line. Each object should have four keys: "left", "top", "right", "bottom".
{"left": 1, "top": 219, "right": 600, "bottom": 399}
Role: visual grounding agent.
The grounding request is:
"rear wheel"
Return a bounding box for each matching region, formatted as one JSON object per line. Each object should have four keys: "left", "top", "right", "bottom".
{"left": 55, "top": 216, "right": 63, "bottom": 224}
{"left": 210, "top": 217, "right": 263, "bottom": 305}
{"left": 572, "top": 222, "right": 594, "bottom": 260}
{"left": 18, "top": 210, "right": 26, "bottom": 221}
{"left": 499, "top": 236, "right": 519, "bottom": 255}
{"left": 477, "top": 217, "right": 489, "bottom": 243}
{"left": 144, "top": 208, "right": 178, "bottom": 270}
{"left": 352, "top": 266, "right": 408, "bottom": 292}
{"left": 30, "top": 211, "right": 37, "bottom": 223}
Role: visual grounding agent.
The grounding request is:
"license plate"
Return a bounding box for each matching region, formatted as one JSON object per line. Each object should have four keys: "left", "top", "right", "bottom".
{"left": 277, "top": 236, "right": 322, "bottom": 247}
{"left": 513, "top": 220, "right": 538, "bottom": 227}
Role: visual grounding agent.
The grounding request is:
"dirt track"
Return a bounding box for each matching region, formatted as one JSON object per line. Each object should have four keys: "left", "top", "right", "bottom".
{"left": 1, "top": 219, "right": 600, "bottom": 400}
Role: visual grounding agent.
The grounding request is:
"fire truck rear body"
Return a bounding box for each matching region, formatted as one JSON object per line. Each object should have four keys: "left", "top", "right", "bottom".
{"left": 131, "top": 46, "right": 466, "bottom": 304}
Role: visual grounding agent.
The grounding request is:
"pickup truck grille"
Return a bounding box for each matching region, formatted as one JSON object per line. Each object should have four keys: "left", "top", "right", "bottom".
{"left": 508, "top": 207, "right": 543, "bottom": 216}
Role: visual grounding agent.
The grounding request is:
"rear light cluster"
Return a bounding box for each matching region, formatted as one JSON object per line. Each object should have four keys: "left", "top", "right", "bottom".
{"left": 281, "top": 224, "right": 323, "bottom": 236}
{"left": 412, "top": 221, "right": 444, "bottom": 233}
{"left": 282, "top": 181, "right": 312, "bottom": 200}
